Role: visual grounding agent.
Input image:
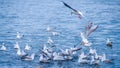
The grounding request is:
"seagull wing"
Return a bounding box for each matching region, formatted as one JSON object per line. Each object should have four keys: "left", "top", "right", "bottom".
{"left": 85, "top": 22, "right": 93, "bottom": 31}
{"left": 62, "top": 1, "right": 77, "bottom": 12}
{"left": 72, "top": 47, "right": 82, "bottom": 52}
{"left": 85, "top": 22, "right": 93, "bottom": 37}
{"left": 87, "top": 25, "right": 98, "bottom": 37}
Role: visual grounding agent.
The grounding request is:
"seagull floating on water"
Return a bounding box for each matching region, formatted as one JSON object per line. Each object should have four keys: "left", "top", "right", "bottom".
{"left": 78, "top": 55, "right": 89, "bottom": 64}
{"left": 90, "top": 56, "right": 100, "bottom": 65}
{"left": 79, "top": 51, "right": 88, "bottom": 59}
{"left": 39, "top": 53, "right": 50, "bottom": 63}
{"left": 17, "top": 48, "right": 28, "bottom": 57}
{"left": 16, "top": 32, "right": 23, "bottom": 39}
{"left": 106, "top": 38, "right": 112, "bottom": 48}
{"left": 53, "top": 52, "right": 65, "bottom": 61}
{"left": 89, "top": 47, "right": 96, "bottom": 55}
{"left": 0, "top": 43, "right": 6, "bottom": 51}
{"left": 51, "top": 31, "right": 60, "bottom": 36}
{"left": 101, "top": 53, "right": 112, "bottom": 63}
{"left": 62, "top": 1, "right": 84, "bottom": 19}
{"left": 47, "top": 37, "right": 54, "bottom": 45}
{"left": 25, "top": 43, "right": 31, "bottom": 51}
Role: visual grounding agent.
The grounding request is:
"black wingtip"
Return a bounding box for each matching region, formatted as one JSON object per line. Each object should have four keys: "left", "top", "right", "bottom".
{"left": 60, "top": 1, "right": 67, "bottom": 5}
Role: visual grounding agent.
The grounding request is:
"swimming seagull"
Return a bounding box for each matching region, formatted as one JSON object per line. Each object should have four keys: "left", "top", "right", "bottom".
{"left": 47, "top": 37, "right": 54, "bottom": 45}
{"left": 101, "top": 53, "right": 112, "bottom": 63}
{"left": 51, "top": 31, "right": 60, "bottom": 36}
{"left": 21, "top": 53, "right": 35, "bottom": 61}
{"left": 90, "top": 56, "right": 100, "bottom": 65}
{"left": 17, "top": 48, "right": 22, "bottom": 56}
{"left": 62, "top": 1, "right": 84, "bottom": 19}
{"left": 78, "top": 55, "right": 89, "bottom": 64}
{"left": 25, "top": 43, "right": 31, "bottom": 51}
{"left": 41, "top": 48, "right": 53, "bottom": 60}
{"left": 89, "top": 47, "right": 96, "bottom": 55}
{"left": 14, "top": 42, "right": 20, "bottom": 49}
{"left": 39, "top": 54, "right": 50, "bottom": 63}
{"left": 53, "top": 52, "right": 65, "bottom": 61}
{"left": 94, "top": 50, "right": 99, "bottom": 60}
{"left": 16, "top": 32, "right": 23, "bottom": 39}
{"left": 79, "top": 51, "right": 88, "bottom": 59}
{"left": 17, "top": 48, "right": 28, "bottom": 57}
{"left": 0, "top": 43, "right": 6, "bottom": 51}
{"left": 106, "top": 38, "right": 112, "bottom": 48}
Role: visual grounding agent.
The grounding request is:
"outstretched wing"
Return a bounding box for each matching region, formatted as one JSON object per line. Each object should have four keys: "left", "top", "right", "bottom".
{"left": 87, "top": 25, "right": 99, "bottom": 37}
{"left": 85, "top": 22, "right": 93, "bottom": 37}
{"left": 85, "top": 22, "right": 93, "bottom": 31}
{"left": 62, "top": 1, "right": 77, "bottom": 12}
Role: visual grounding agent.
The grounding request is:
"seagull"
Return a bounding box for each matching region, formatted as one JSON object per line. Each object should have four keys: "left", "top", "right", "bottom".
{"left": 0, "top": 43, "right": 6, "bottom": 51}
{"left": 51, "top": 31, "right": 59, "bottom": 36}
{"left": 79, "top": 51, "right": 88, "bottom": 59}
{"left": 17, "top": 48, "right": 22, "bottom": 56}
{"left": 53, "top": 52, "right": 65, "bottom": 61}
{"left": 80, "top": 32, "right": 92, "bottom": 46}
{"left": 39, "top": 54, "right": 50, "bottom": 63}
{"left": 60, "top": 48, "right": 70, "bottom": 56}
{"left": 62, "top": 1, "right": 84, "bottom": 19}
{"left": 42, "top": 49, "right": 53, "bottom": 60}
{"left": 101, "top": 53, "right": 112, "bottom": 63}
{"left": 59, "top": 48, "right": 73, "bottom": 60}
{"left": 89, "top": 47, "right": 96, "bottom": 55}
{"left": 94, "top": 50, "right": 99, "bottom": 60}
{"left": 25, "top": 43, "right": 31, "bottom": 51}
{"left": 90, "top": 56, "right": 100, "bottom": 65}
{"left": 80, "top": 23, "right": 98, "bottom": 46}
{"left": 17, "top": 48, "right": 28, "bottom": 57}
{"left": 78, "top": 55, "right": 89, "bottom": 64}
{"left": 106, "top": 38, "right": 112, "bottom": 48}
{"left": 90, "top": 56, "right": 95, "bottom": 64}
{"left": 14, "top": 42, "right": 20, "bottom": 49}
{"left": 21, "top": 53, "right": 35, "bottom": 61}
{"left": 84, "top": 22, "right": 99, "bottom": 38}
{"left": 47, "top": 37, "right": 54, "bottom": 45}
{"left": 16, "top": 32, "right": 23, "bottom": 39}
{"left": 64, "top": 55, "right": 73, "bottom": 60}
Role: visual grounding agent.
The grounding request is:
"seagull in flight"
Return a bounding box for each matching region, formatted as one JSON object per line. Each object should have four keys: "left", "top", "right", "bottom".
{"left": 84, "top": 22, "right": 99, "bottom": 38}
{"left": 61, "top": 1, "right": 84, "bottom": 19}
{"left": 80, "top": 22, "right": 98, "bottom": 46}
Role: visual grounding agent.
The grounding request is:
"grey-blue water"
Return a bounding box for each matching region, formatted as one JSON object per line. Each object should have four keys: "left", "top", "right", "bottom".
{"left": 0, "top": 0, "right": 120, "bottom": 68}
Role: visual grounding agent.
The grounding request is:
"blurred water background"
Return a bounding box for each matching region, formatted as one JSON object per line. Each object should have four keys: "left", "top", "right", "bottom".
{"left": 0, "top": 0, "right": 120, "bottom": 68}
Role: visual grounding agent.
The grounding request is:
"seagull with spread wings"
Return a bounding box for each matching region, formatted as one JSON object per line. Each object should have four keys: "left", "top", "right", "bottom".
{"left": 62, "top": 1, "right": 84, "bottom": 19}
{"left": 80, "top": 22, "right": 98, "bottom": 46}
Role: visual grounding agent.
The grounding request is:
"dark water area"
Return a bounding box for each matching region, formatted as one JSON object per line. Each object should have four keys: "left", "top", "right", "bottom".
{"left": 0, "top": 0, "right": 120, "bottom": 68}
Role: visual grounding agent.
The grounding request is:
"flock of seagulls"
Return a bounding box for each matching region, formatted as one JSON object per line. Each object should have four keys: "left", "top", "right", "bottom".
{"left": 0, "top": 1, "right": 113, "bottom": 68}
